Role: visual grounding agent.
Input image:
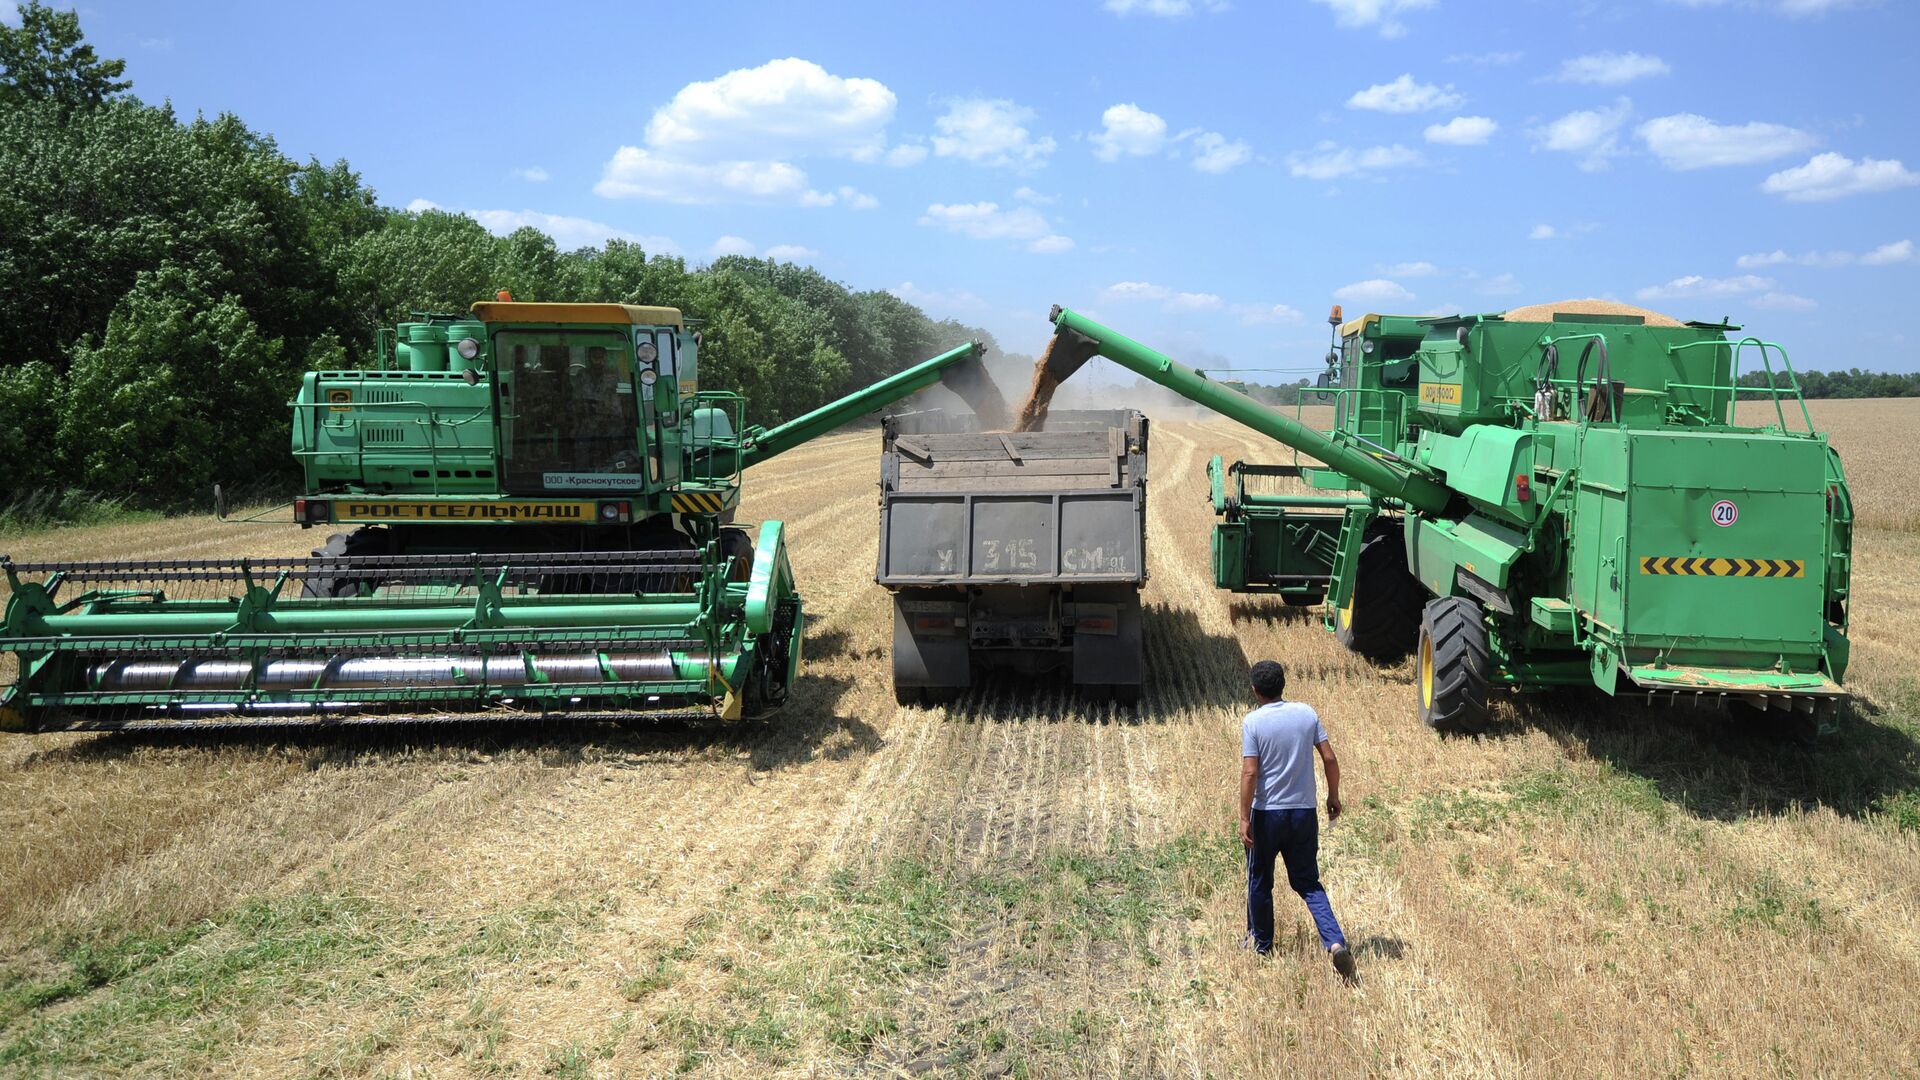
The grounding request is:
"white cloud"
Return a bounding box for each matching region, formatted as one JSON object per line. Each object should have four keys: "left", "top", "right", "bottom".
{"left": 884, "top": 143, "right": 928, "bottom": 167}
{"left": 836, "top": 185, "right": 879, "bottom": 209}
{"left": 1288, "top": 142, "right": 1424, "bottom": 180}
{"left": 1189, "top": 131, "right": 1253, "bottom": 172}
{"left": 409, "top": 203, "right": 681, "bottom": 254}
{"left": 1310, "top": 0, "right": 1436, "bottom": 37}
{"left": 920, "top": 201, "right": 1072, "bottom": 254}
{"left": 932, "top": 98, "right": 1056, "bottom": 169}
{"left": 921, "top": 201, "right": 1051, "bottom": 240}
{"left": 642, "top": 57, "right": 895, "bottom": 162}
{"left": 1553, "top": 51, "right": 1671, "bottom": 85}
{"left": 1103, "top": 282, "right": 1286, "bottom": 318}
{"left": 1736, "top": 239, "right": 1913, "bottom": 268}
{"left": 1776, "top": 0, "right": 1866, "bottom": 12}
{"left": 1092, "top": 103, "right": 1169, "bottom": 162}
{"left": 1667, "top": 0, "right": 1869, "bottom": 15}
{"left": 1636, "top": 113, "right": 1816, "bottom": 170}
{"left": 1013, "top": 186, "right": 1057, "bottom": 204}
{"left": 1166, "top": 292, "right": 1225, "bottom": 312}
{"left": 1528, "top": 222, "right": 1598, "bottom": 241}
{"left": 593, "top": 58, "right": 910, "bottom": 206}
{"left": 1478, "top": 272, "right": 1523, "bottom": 297}
{"left": 1446, "top": 50, "right": 1523, "bottom": 66}
{"left": 1346, "top": 74, "right": 1463, "bottom": 113}
{"left": 510, "top": 166, "right": 550, "bottom": 182}
{"left": 705, "top": 237, "right": 821, "bottom": 262}
{"left": 1232, "top": 303, "right": 1305, "bottom": 325}
{"left": 1862, "top": 239, "right": 1915, "bottom": 265}
{"left": 1104, "top": 282, "right": 1172, "bottom": 303}
{"left": 1635, "top": 274, "right": 1774, "bottom": 302}
{"left": 889, "top": 281, "right": 988, "bottom": 314}
{"left": 1424, "top": 116, "right": 1498, "bottom": 145}
{"left": 1333, "top": 279, "right": 1416, "bottom": 306}
{"left": 1761, "top": 152, "right": 1920, "bottom": 201}
{"left": 1753, "top": 291, "right": 1817, "bottom": 311}
{"left": 1102, "top": 0, "right": 1229, "bottom": 15}
{"left": 1533, "top": 98, "right": 1633, "bottom": 171}
{"left": 1381, "top": 261, "right": 1440, "bottom": 277}
{"left": 595, "top": 148, "right": 836, "bottom": 206}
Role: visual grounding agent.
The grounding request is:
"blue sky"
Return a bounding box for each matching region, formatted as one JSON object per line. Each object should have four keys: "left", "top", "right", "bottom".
{"left": 33, "top": 0, "right": 1920, "bottom": 374}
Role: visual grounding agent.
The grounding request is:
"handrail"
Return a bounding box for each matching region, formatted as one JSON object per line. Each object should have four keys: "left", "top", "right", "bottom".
{"left": 1666, "top": 338, "right": 1815, "bottom": 434}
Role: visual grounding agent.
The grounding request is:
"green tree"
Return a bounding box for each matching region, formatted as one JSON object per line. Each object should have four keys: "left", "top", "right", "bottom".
{"left": 61, "top": 264, "right": 293, "bottom": 499}
{"left": 0, "top": 0, "right": 128, "bottom": 114}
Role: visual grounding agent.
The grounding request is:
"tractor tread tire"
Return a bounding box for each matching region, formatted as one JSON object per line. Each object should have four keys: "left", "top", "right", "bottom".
{"left": 1419, "top": 597, "right": 1492, "bottom": 734}
{"left": 1335, "top": 521, "right": 1424, "bottom": 661}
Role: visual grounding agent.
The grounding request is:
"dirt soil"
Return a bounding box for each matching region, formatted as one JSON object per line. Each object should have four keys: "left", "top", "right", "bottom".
{"left": 0, "top": 405, "right": 1916, "bottom": 1078}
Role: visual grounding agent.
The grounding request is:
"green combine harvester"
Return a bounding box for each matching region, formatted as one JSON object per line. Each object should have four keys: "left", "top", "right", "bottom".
{"left": 0, "top": 300, "right": 999, "bottom": 731}
{"left": 1042, "top": 301, "right": 1851, "bottom": 735}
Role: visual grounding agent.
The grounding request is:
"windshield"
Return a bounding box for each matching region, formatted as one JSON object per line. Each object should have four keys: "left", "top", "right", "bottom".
{"left": 496, "top": 330, "right": 641, "bottom": 493}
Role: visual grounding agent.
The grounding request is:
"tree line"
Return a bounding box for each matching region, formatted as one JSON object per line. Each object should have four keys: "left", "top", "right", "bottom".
{"left": 1736, "top": 368, "right": 1920, "bottom": 399}
{"left": 0, "top": 3, "right": 1003, "bottom": 515}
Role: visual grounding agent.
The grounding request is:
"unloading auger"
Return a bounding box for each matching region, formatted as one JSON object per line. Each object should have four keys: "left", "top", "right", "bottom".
{"left": 0, "top": 300, "right": 1000, "bottom": 731}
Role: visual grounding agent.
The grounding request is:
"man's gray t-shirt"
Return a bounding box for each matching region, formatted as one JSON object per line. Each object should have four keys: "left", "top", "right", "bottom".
{"left": 1241, "top": 701, "right": 1327, "bottom": 810}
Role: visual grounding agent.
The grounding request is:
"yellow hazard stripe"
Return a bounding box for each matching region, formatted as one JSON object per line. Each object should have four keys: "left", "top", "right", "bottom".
{"left": 672, "top": 490, "right": 728, "bottom": 514}
{"left": 1638, "top": 557, "right": 1805, "bottom": 578}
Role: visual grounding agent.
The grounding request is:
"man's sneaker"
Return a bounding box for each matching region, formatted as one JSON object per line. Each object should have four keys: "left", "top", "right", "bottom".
{"left": 1330, "top": 943, "right": 1356, "bottom": 978}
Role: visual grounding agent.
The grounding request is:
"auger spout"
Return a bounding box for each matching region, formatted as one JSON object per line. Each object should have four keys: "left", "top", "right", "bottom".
{"left": 738, "top": 341, "right": 1000, "bottom": 470}
{"left": 1046, "top": 305, "right": 1452, "bottom": 515}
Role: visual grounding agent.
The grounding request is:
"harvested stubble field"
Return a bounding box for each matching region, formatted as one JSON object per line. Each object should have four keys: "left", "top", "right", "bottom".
{"left": 1, "top": 401, "right": 1917, "bottom": 1079}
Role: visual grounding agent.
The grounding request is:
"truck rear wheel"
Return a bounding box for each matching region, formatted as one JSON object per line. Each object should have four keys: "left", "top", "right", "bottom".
{"left": 1417, "top": 597, "right": 1492, "bottom": 734}
{"left": 1334, "top": 521, "right": 1423, "bottom": 660}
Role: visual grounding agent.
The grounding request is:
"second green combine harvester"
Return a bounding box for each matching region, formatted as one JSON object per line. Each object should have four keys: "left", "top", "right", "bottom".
{"left": 0, "top": 301, "right": 1000, "bottom": 730}
{"left": 1042, "top": 301, "right": 1851, "bottom": 734}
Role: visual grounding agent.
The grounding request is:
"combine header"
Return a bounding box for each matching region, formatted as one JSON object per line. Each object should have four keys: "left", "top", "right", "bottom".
{"left": 1041, "top": 302, "right": 1852, "bottom": 735}
{"left": 1, "top": 301, "right": 997, "bottom": 731}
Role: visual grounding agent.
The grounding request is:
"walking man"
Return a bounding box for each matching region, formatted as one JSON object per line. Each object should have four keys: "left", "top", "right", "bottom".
{"left": 1240, "top": 659, "right": 1355, "bottom": 977}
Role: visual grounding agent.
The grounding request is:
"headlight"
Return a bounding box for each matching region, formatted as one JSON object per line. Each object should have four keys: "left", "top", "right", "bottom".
{"left": 636, "top": 342, "right": 658, "bottom": 363}
{"left": 455, "top": 337, "right": 481, "bottom": 360}
{"left": 638, "top": 368, "right": 658, "bottom": 386}
{"left": 1362, "top": 339, "right": 1376, "bottom": 355}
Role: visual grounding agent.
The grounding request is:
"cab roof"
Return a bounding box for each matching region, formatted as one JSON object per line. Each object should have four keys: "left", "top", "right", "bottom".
{"left": 468, "top": 302, "right": 683, "bottom": 328}
{"left": 1338, "top": 313, "right": 1429, "bottom": 338}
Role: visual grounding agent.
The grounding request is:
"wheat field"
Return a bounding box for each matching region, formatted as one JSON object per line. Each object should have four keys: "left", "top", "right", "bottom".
{"left": 0, "top": 401, "right": 1916, "bottom": 1078}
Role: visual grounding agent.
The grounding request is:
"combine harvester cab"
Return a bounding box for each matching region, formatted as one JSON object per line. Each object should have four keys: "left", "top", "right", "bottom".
{"left": 0, "top": 301, "right": 999, "bottom": 732}
{"left": 877, "top": 408, "right": 1148, "bottom": 704}
{"left": 1040, "top": 302, "right": 1852, "bottom": 737}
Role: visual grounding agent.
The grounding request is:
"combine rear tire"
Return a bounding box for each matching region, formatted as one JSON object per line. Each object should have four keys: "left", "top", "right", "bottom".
{"left": 1334, "top": 521, "right": 1423, "bottom": 661}
{"left": 1417, "top": 597, "right": 1492, "bottom": 734}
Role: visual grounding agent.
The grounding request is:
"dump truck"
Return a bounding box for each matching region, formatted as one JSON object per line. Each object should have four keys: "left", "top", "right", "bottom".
{"left": 1039, "top": 302, "right": 1851, "bottom": 736}
{"left": 0, "top": 301, "right": 1002, "bottom": 731}
{"left": 879, "top": 408, "right": 1148, "bottom": 704}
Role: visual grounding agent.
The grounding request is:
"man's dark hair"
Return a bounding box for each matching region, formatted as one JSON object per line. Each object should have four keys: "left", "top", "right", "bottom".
{"left": 1250, "top": 660, "right": 1286, "bottom": 701}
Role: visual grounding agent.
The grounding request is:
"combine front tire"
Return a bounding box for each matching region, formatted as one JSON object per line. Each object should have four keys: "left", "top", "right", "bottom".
{"left": 301, "top": 527, "right": 391, "bottom": 598}
{"left": 1334, "top": 522, "right": 1423, "bottom": 660}
{"left": 1417, "top": 597, "right": 1492, "bottom": 734}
